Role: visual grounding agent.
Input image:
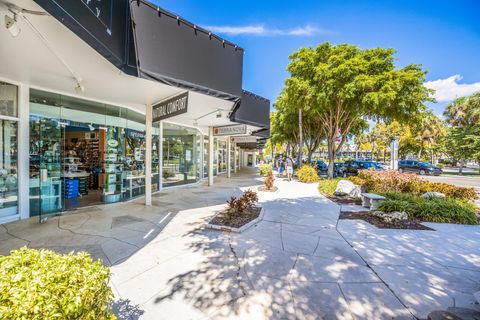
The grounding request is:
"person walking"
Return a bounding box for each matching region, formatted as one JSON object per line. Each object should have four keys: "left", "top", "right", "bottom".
{"left": 285, "top": 155, "right": 294, "bottom": 182}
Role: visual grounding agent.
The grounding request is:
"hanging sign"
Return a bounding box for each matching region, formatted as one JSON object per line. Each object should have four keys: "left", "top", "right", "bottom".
{"left": 153, "top": 92, "right": 189, "bottom": 122}
{"left": 213, "top": 124, "right": 247, "bottom": 136}
{"left": 232, "top": 136, "right": 257, "bottom": 143}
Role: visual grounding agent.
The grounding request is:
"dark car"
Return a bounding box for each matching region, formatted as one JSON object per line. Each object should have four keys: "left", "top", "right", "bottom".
{"left": 311, "top": 160, "right": 328, "bottom": 176}
{"left": 398, "top": 160, "right": 443, "bottom": 176}
{"left": 342, "top": 160, "right": 383, "bottom": 177}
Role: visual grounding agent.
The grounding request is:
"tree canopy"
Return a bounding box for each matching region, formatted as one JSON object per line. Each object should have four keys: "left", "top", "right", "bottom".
{"left": 273, "top": 42, "right": 432, "bottom": 177}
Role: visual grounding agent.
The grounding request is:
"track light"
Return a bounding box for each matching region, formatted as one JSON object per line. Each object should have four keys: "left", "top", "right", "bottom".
{"left": 216, "top": 110, "right": 222, "bottom": 118}
{"left": 4, "top": 14, "right": 20, "bottom": 37}
{"left": 88, "top": 124, "right": 95, "bottom": 131}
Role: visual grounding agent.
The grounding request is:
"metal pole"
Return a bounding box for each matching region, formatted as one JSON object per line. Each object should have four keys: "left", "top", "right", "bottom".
{"left": 145, "top": 103, "right": 152, "bottom": 206}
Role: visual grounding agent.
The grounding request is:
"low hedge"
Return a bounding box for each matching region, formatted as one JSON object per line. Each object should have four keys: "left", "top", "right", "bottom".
{"left": 377, "top": 193, "right": 478, "bottom": 225}
{"left": 0, "top": 247, "right": 115, "bottom": 320}
{"left": 259, "top": 163, "right": 273, "bottom": 176}
{"left": 354, "top": 170, "right": 477, "bottom": 200}
{"left": 318, "top": 178, "right": 343, "bottom": 195}
{"left": 297, "top": 165, "right": 320, "bottom": 183}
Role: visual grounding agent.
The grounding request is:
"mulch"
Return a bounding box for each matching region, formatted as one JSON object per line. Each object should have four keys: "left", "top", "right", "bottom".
{"left": 258, "top": 186, "right": 278, "bottom": 192}
{"left": 339, "top": 211, "right": 434, "bottom": 230}
{"left": 325, "top": 194, "right": 362, "bottom": 205}
{"left": 210, "top": 207, "right": 262, "bottom": 229}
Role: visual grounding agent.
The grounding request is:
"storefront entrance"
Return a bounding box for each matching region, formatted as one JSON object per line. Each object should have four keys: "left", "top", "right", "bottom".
{"left": 29, "top": 89, "right": 147, "bottom": 222}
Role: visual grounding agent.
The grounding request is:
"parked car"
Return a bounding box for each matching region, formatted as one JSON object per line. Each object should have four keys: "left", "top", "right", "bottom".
{"left": 375, "top": 162, "right": 389, "bottom": 170}
{"left": 398, "top": 160, "right": 443, "bottom": 176}
{"left": 311, "top": 160, "right": 345, "bottom": 177}
{"left": 341, "top": 160, "right": 383, "bottom": 177}
{"left": 312, "top": 160, "right": 328, "bottom": 176}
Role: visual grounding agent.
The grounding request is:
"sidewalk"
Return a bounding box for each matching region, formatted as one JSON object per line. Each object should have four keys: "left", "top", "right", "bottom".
{"left": 1, "top": 171, "right": 479, "bottom": 319}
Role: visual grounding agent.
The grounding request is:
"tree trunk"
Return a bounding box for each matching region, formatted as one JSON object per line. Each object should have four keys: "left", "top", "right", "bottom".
{"left": 327, "top": 138, "right": 335, "bottom": 179}
{"left": 307, "top": 150, "right": 314, "bottom": 163}
{"left": 298, "top": 108, "right": 303, "bottom": 166}
{"left": 459, "top": 158, "right": 464, "bottom": 175}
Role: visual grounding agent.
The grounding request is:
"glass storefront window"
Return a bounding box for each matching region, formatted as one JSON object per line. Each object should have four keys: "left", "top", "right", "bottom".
{"left": 0, "top": 82, "right": 18, "bottom": 219}
{"left": 0, "top": 82, "right": 18, "bottom": 117}
{"left": 0, "top": 120, "right": 18, "bottom": 218}
{"left": 218, "top": 140, "right": 227, "bottom": 174}
{"left": 29, "top": 89, "right": 149, "bottom": 220}
{"left": 162, "top": 123, "right": 199, "bottom": 187}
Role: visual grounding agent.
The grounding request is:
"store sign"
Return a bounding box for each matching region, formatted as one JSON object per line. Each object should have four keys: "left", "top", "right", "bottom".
{"left": 213, "top": 124, "right": 247, "bottom": 136}
{"left": 152, "top": 92, "right": 189, "bottom": 122}
{"left": 232, "top": 136, "right": 257, "bottom": 143}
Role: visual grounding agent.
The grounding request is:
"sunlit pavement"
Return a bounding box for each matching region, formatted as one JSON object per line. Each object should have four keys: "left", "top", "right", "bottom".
{"left": 1, "top": 169, "right": 479, "bottom": 319}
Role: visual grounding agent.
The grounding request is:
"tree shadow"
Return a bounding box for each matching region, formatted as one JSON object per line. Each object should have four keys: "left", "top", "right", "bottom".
{"left": 111, "top": 299, "right": 144, "bottom": 320}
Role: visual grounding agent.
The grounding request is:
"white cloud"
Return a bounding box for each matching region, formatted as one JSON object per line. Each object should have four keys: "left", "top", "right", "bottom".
{"left": 425, "top": 75, "right": 480, "bottom": 102}
{"left": 203, "top": 24, "right": 331, "bottom": 37}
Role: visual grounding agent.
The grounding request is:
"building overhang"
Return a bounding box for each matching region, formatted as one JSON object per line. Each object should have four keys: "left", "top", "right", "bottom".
{"left": 31, "top": 0, "right": 244, "bottom": 103}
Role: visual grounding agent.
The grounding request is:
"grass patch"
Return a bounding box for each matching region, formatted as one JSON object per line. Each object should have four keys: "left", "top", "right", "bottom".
{"left": 318, "top": 178, "right": 343, "bottom": 195}
{"left": 377, "top": 193, "right": 478, "bottom": 225}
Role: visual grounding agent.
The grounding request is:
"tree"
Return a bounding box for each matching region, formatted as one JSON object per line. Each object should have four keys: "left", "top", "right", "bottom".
{"left": 272, "top": 80, "right": 325, "bottom": 162}
{"left": 444, "top": 92, "right": 480, "bottom": 173}
{"left": 412, "top": 111, "right": 446, "bottom": 163}
{"left": 283, "top": 42, "right": 432, "bottom": 177}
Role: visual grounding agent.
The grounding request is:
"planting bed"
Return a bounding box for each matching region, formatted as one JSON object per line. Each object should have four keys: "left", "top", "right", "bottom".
{"left": 339, "top": 211, "right": 434, "bottom": 230}
{"left": 209, "top": 207, "right": 262, "bottom": 229}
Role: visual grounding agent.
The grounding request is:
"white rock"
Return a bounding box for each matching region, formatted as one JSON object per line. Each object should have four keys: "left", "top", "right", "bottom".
{"left": 334, "top": 180, "right": 356, "bottom": 196}
{"left": 371, "top": 211, "right": 408, "bottom": 223}
{"left": 421, "top": 192, "right": 446, "bottom": 199}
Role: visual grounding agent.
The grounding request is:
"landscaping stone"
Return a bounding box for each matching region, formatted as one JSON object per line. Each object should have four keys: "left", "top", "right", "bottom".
{"left": 422, "top": 192, "right": 446, "bottom": 199}
{"left": 334, "top": 180, "right": 356, "bottom": 196}
{"left": 370, "top": 210, "right": 408, "bottom": 223}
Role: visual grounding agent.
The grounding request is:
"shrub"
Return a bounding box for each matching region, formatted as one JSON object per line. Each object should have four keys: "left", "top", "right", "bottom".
{"left": 227, "top": 190, "right": 258, "bottom": 214}
{"left": 0, "top": 247, "right": 115, "bottom": 320}
{"left": 297, "top": 165, "right": 320, "bottom": 183}
{"left": 264, "top": 171, "right": 274, "bottom": 190}
{"left": 355, "top": 170, "right": 477, "bottom": 200}
{"left": 162, "top": 170, "right": 175, "bottom": 179}
{"left": 318, "top": 178, "right": 342, "bottom": 195}
{"left": 259, "top": 164, "right": 273, "bottom": 176}
{"left": 378, "top": 193, "right": 478, "bottom": 225}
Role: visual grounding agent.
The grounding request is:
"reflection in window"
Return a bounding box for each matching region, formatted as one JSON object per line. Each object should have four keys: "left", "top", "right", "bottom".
{"left": 162, "top": 123, "right": 199, "bottom": 187}
{"left": 0, "top": 120, "right": 18, "bottom": 218}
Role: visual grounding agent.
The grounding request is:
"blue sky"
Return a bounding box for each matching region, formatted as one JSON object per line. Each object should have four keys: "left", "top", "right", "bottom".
{"left": 153, "top": 0, "right": 480, "bottom": 116}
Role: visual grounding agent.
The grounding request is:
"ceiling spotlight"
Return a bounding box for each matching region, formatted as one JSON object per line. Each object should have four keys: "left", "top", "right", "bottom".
{"left": 4, "top": 14, "right": 20, "bottom": 37}
{"left": 216, "top": 110, "right": 222, "bottom": 118}
{"left": 74, "top": 81, "right": 85, "bottom": 94}
{"left": 193, "top": 120, "right": 198, "bottom": 126}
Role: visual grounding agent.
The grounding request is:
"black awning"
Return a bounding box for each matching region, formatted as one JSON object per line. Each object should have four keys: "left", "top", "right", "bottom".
{"left": 33, "top": 0, "right": 138, "bottom": 76}
{"left": 33, "top": 0, "right": 244, "bottom": 102}
{"left": 230, "top": 90, "right": 270, "bottom": 128}
{"left": 253, "top": 128, "right": 270, "bottom": 139}
{"left": 130, "top": 1, "right": 244, "bottom": 102}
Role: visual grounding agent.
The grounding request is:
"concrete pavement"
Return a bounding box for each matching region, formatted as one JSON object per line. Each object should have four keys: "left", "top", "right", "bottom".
{"left": 1, "top": 170, "right": 479, "bottom": 319}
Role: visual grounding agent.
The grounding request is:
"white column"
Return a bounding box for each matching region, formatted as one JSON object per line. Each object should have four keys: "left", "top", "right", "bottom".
{"left": 227, "top": 137, "right": 231, "bottom": 178}
{"left": 145, "top": 103, "right": 152, "bottom": 206}
{"left": 208, "top": 127, "right": 214, "bottom": 186}
{"left": 234, "top": 143, "right": 237, "bottom": 173}
{"left": 159, "top": 121, "right": 163, "bottom": 191}
{"left": 18, "top": 84, "right": 29, "bottom": 220}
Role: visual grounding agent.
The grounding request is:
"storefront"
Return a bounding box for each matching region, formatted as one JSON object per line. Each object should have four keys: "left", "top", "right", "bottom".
{"left": 0, "top": 0, "right": 270, "bottom": 224}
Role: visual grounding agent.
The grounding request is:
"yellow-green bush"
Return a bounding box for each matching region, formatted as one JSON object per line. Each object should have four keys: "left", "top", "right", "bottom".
{"left": 297, "top": 165, "right": 320, "bottom": 183}
{"left": 378, "top": 193, "right": 478, "bottom": 225}
{"left": 0, "top": 247, "right": 115, "bottom": 320}
{"left": 259, "top": 163, "right": 273, "bottom": 175}
{"left": 318, "top": 178, "right": 343, "bottom": 195}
